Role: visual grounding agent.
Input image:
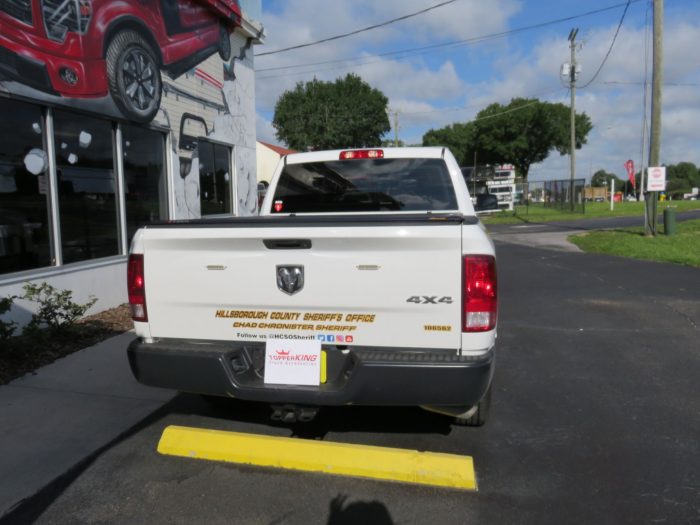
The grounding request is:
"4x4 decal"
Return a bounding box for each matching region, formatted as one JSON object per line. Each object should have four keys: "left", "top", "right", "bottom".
{"left": 406, "top": 296, "right": 453, "bottom": 305}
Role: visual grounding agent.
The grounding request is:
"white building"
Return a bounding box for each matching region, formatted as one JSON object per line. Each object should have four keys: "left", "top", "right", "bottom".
{"left": 0, "top": 0, "right": 264, "bottom": 326}
{"left": 256, "top": 141, "right": 297, "bottom": 184}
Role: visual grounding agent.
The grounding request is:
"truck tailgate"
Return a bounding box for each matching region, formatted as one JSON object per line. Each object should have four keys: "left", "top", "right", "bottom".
{"left": 142, "top": 222, "right": 463, "bottom": 350}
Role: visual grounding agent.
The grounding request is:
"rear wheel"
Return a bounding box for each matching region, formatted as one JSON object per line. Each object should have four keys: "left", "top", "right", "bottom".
{"left": 454, "top": 385, "right": 491, "bottom": 427}
{"left": 106, "top": 30, "right": 162, "bottom": 123}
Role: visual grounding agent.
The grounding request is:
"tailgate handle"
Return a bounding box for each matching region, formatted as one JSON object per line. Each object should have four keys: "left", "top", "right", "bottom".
{"left": 263, "top": 239, "right": 312, "bottom": 250}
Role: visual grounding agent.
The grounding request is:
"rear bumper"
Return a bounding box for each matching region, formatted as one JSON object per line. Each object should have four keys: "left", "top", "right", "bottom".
{"left": 127, "top": 338, "right": 495, "bottom": 407}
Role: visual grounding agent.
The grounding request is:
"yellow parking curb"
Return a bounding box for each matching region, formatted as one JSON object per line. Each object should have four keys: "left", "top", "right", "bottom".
{"left": 157, "top": 425, "right": 477, "bottom": 490}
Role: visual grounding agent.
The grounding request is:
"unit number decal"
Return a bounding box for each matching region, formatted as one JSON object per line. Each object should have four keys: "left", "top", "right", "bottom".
{"left": 406, "top": 296, "right": 453, "bottom": 304}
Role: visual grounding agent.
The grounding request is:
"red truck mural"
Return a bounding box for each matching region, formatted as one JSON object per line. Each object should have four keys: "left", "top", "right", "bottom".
{"left": 0, "top": 0, "right": 241, "bottom": 122}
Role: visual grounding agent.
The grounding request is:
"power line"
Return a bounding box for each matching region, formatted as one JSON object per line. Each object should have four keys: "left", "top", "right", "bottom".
{"left": 256, "top": 0, "right": 643, "bottom": 77}
{"left": 257, "top": 0, "right": 458, "bottom": 57}
{"left": 412, "top": 97, "right": 564, "bottom": 132}
{"left": 261, "top": 99, "right": 550, "bottom": 129}
{"left": 258, "top": 88, "right": 568, "bottom": 117}
{"left": 579, "top": 0, "right": 631, "bottom": 88}
{"left": 604, "top": 81, "right": 700, "bottom": 86}
{"left": 399, "top": 88, "right": 567, "bottom": 116}
{"left": 471, "top": 100, "right": 540, "bottom": 121}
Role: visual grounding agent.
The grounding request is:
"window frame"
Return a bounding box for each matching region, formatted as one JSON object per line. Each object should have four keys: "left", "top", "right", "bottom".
{"left": 198, "top": 137, "right": 234, "bottom": 217}
{"left": 0, "top": 95, "right": 173, "bottom": 281}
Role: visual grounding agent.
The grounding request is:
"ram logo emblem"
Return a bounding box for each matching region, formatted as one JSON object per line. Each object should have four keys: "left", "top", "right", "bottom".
{"left": 276, "top": 265, "right": 304, "bottom": 295}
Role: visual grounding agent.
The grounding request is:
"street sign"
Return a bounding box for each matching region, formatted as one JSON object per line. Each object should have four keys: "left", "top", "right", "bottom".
{"left": 646, "top": 166, "right": 666, "bottom": 192}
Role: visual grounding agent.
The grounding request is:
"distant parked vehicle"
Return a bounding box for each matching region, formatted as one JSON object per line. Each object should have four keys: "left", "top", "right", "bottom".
{"left": 0, "top": 0, "right": 241, "bottom": 122}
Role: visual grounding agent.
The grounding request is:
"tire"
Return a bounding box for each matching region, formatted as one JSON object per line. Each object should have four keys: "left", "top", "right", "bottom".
{"left": 106, "top": 30, "right": 162, "bottom": 123}
{"left": 218, "top": 24, "right": 232, "bottom": 62}
{"left": 454, "top": 385, "right": 492, "bottom": 427}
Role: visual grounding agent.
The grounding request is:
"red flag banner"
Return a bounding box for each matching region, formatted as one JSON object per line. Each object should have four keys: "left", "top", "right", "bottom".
{"left": 625, "top": 160, "right": 636, "bottom": 188}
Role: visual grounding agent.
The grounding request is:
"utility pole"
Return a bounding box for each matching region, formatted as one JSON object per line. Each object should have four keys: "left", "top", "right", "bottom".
{"left": 393, "top": 110, "right": 400, "bottom": 147}
{"left": 568, "top": 28, "right": 579, "bottom": 212}
{"left": 647, "top": 0, "right": 663, "bottom": 235}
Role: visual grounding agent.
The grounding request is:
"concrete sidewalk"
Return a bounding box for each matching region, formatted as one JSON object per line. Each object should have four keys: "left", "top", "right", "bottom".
{"left": 0, "top": 332, "right": 175, "bottom": 518}
{"left": 486, "top": 208, "right": 700, "bottom": 252}
{"left": 487, "top": 223, "right": 584, "bottom": 252}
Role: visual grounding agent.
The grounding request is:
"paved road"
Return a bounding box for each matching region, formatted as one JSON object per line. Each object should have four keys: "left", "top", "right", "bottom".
{"left": 4, "top": 239, "right": 699, "bottom": 525}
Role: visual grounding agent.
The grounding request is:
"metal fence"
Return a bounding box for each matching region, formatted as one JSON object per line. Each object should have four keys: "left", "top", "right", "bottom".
{"left": 515, "top": 178, "right": 586, "bottom": 214}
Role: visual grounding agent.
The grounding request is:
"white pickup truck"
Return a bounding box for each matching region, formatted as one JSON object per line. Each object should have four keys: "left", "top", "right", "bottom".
{"left": 127, "top": 147, "right": 497, "bottom": 425}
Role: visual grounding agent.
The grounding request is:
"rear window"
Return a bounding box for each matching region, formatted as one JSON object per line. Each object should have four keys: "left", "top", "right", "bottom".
{"left": 271, "top": 158, "right": 458, "bottom": 214}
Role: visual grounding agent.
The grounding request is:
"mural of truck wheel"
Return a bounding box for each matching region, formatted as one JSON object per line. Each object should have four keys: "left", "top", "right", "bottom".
{"left": 218, "top": 24, "right": 232, "bottom": 62}
{"left": 106, "top": 30, "right": 162, "bottom": 123}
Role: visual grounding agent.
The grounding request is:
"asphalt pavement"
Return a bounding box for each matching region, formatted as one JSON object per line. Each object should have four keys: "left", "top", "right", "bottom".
{"left": 1, "top": 223, "right": 699, "bottom": 524}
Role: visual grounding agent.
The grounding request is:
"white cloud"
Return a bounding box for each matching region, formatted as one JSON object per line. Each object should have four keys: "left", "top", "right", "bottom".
{"left": 255, "top": 2, "right": 700, "bottom": 177}
{"left": 362, "top": 58, "right": 464, "bottom": 101}
{"left": 256, "top": 112, "right": 277, "bottom": 144}
{"left": 457, "top": 17, "right": 700, "bottom": 180}
{"left": 260, "top": 0, "right": 520, "bottom": 51}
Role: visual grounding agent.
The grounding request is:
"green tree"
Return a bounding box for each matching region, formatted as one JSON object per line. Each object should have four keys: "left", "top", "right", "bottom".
{"left": 422, "top": 123, "right": 502, "bottom": 167}
{"left": 423, "top": 123, "right": 472, "bottom": 166}
{"left": 666, "top": 162, "right": 700, "bottom": 196}
{"left": 381, "top": 138, "right": 405, "bottom": 147}
{"left": 273, "top": 74, "right": 390, "bottom": 150}
{"left": 422, "top": 98, "right": 592, "bottom": 179}
{"left": 472, "top": 98, "right": 592, "bottom": 179}
{"left": 591, "top": 169, "right": 622, "bottom": 188}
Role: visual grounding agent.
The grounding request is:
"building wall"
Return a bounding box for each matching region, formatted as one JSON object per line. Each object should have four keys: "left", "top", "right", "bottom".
{"left": 210, "top": 31, "right": 259, "bottom": 216}
{"left": 0, "top": 1, "right": 263, "bottom": 326}
{"left": 0, "top": 258, "right": 126, "bottom": 327}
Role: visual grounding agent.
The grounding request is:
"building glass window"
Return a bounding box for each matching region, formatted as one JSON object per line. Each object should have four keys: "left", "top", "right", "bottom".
{"left": 122, "top": 125, "right": 167, "bottom": 243}
{"left": 0, "top": 98, "right": 51, "bottom": 274}
{"left": 54, "top": 110, "right": 118, "bottom": 264}
{"left": 199, "top": 140, "right": 232, "bottom": 215}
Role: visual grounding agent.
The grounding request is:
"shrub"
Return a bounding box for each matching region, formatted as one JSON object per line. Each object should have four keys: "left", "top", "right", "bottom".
{"left": 0, "top": 295, "right": 17, "bottom": 340}
{"left": 22, "top": 282, "right": 97, "bottom": 333}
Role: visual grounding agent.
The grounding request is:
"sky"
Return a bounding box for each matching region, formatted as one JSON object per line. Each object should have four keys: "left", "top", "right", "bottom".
{"left": 253, "top": 0, "right": 700, "bottom": 181}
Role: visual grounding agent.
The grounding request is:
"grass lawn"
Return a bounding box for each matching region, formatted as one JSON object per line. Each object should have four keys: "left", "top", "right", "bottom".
{"left": 569, "top": 218, "right": 700, "bottom": 267}
{"left": 481, "top": 200, "right": 700, "bottom": 224}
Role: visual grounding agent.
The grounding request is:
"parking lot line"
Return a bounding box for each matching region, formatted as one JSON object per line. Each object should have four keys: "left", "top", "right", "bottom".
{"left": 157, "top": 425, "right": 477, "bottom": 490}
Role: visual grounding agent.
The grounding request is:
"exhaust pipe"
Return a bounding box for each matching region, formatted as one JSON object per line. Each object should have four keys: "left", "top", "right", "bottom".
{"left": 270, "top": 404, "right": 319, "bottom": 423}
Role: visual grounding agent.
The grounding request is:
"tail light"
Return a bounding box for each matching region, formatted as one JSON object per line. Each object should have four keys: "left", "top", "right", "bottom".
{"left": 339, "top": 149, "right": 384, "bottom": 160}
{"left": 127, "top": 254, "right": 147, "bottom": 322}
{"left": 463, "top": 255, "right": 497, "bottom": 332}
